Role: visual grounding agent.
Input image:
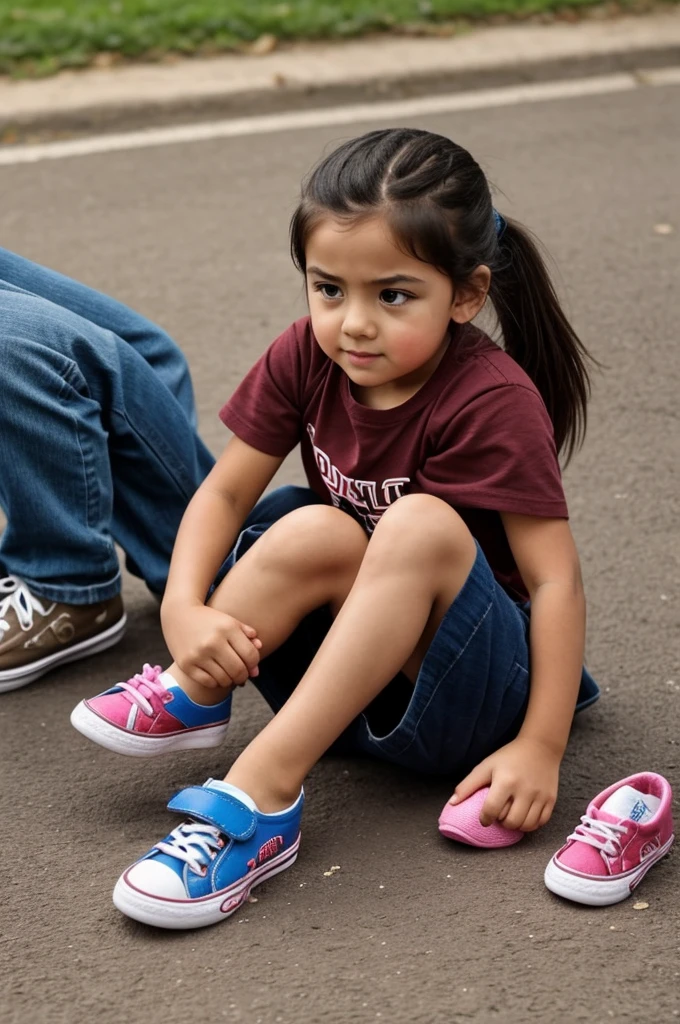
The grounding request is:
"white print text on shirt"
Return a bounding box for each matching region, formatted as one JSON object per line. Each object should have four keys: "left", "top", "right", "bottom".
{"left": 307, "top": 423, "right": 410, "bottom": 532}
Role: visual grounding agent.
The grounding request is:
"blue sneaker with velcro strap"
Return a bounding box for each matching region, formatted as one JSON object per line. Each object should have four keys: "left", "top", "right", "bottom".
{"left": 112, "top": 779, "right": 303, "bottom": 929}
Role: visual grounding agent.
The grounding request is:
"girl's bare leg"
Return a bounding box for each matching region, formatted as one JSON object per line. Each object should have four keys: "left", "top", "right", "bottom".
{"left": 168, "top": 505, "right": 369, "bottom": 704}
{"left": 224, "top": 494, "right": 477, "bottom": 811}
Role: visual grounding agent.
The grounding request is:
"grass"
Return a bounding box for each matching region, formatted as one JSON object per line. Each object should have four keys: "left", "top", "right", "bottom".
{"left": 0, "top": 0, "right": 663, "bottom": 77}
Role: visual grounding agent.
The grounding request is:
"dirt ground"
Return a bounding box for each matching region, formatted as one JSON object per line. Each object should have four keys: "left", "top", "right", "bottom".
{"left": 1, "top": 82, "right": 679, "bottom": 1024}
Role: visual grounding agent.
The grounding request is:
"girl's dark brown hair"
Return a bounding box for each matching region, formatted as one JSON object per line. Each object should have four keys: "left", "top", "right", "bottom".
{"left": 290, "top": 127, "right": 592, "bottom": 461}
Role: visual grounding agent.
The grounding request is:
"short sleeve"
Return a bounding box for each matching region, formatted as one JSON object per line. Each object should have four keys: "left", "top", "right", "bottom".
{"left": 219, "top": 322, "right": 307, "bottom": 457}
{"left": 416, "top": 385, "right": 568, "bottom": 518}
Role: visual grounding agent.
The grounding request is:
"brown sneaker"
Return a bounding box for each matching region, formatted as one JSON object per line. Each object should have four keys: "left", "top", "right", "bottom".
{"left": 0, "top": 576, "right": 126, "bottom": 692}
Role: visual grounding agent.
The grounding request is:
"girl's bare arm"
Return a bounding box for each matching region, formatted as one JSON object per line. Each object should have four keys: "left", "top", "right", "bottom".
{"left": 504, "top": 513, "right": 586, "bottom": 757}
{"left": 162, "top": 436, "right": 284, "bottom": 613}
{"left": 158, "top": 437, "right": 284, "bottom": 687}
{"left": 452, "top": 514, "right": 586, "bottom": 831}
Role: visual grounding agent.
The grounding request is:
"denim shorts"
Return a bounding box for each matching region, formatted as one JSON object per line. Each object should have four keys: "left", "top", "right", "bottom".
{"left": 217, "top": 485, "right": 600, "bottom": 778}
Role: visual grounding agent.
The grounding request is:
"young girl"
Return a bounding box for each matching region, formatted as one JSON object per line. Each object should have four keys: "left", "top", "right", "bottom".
{"left": 72, "top": 127, "right": 599, "bottom": 929}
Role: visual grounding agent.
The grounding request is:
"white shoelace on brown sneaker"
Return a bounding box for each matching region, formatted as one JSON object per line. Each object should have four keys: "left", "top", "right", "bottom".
{"left": 0, "top": 576, "right": 54, "bottom": 637}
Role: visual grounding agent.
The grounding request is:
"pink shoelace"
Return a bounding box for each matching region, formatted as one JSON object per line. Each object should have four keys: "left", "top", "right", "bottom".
{"left": 116, "top": 664, "right": 168, "bottom": 717}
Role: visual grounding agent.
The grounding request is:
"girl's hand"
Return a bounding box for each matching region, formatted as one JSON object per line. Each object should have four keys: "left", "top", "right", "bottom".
{"left": 162, "top": 602, "right": 262, "bottom": 690}
{"left": 449, "top": 736, "right": 561, "bottom": 832}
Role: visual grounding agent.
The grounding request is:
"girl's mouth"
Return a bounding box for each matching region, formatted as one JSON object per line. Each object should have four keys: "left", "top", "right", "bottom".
{"left": 345, "top": 350, "right": 380, "bottom": 366}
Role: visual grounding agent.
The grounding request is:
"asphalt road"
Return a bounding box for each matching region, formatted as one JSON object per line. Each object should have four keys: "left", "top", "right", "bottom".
{"left": 1, "top": 82, "right": 679, "bottom": 1024}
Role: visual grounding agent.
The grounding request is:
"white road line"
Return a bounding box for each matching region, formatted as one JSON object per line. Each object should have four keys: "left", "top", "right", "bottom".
{"left": 0, "top": 68, "right": 674, "bottom": 167}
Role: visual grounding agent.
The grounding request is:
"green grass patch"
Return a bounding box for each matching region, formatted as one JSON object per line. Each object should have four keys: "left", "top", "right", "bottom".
{"left": 0, "top": 0, "right": 663, "bottom": 77}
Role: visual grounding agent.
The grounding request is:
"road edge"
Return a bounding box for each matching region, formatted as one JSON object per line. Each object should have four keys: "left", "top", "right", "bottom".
{"left": 1, "top": 13, "right": 679, "bottom": 138}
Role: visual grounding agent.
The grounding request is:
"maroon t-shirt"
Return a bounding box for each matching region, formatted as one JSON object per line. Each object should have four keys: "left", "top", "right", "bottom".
{"left": 220, "top": 317, "right": 567, "bottom": 601}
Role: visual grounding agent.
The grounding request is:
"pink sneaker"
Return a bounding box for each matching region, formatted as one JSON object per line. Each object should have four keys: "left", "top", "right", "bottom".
{"left": 438, "top": 787, "right": 524, "bottom": 848}
{"left": 70, "top": 664, "right": 231, "bottom": 757}
{"left": 544, "top": 772, "right": 674, "bottom": 906}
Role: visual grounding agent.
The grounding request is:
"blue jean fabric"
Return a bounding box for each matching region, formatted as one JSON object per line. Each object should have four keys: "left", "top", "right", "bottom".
{"left": 223, "top": 486, "right": 600, "bottom": 777}
{"left": 0, "top": 248, "right": 214, "bottom": 604}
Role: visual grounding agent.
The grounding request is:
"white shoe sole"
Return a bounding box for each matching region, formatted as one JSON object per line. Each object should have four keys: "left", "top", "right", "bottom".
{"left": 113, "top": 833, "right": 301, "bottom": 928}
{"left": 70, "top": 700, "right": 229, "bottom": 757}
{"left": 544, "top": 833, "right": 674, "bottom": 906}
{"left": 0, "top": 613, "right": 127, "bottom": 693}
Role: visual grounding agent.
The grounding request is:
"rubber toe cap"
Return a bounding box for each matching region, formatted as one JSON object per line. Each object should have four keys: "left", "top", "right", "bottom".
{"left": 125, "top": 859, "right": 188, "bottom": 899}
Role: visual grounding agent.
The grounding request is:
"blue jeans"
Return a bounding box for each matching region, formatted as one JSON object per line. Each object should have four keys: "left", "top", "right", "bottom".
{"left": 0, "top": 248, "right": 214, "bottom": 604}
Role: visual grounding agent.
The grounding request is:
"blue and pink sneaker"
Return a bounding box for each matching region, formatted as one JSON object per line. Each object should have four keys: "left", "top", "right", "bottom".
{"left": 70, "top": 664, "right": 231, "bottom": 757}
{"left": 112, "top": 780, "right": 303, "bottom": 929}
{"left": 544, "top": 772, "right": 674, "bottom": 906}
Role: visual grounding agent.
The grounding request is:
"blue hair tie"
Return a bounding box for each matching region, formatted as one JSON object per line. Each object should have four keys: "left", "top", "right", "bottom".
{"left": 492, "top": 208, "right": 507, "bottom": 240}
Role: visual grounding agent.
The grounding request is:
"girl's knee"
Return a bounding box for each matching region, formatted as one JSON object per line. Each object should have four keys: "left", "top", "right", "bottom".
{"left": 370, "top": 494, "right": 476, "bottom": 567}
{"left": 253, "top": 504, "right": 367, "bottom": 572}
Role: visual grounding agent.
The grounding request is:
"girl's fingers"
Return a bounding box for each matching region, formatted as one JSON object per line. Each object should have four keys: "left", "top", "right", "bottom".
{"left": 502, "top": 797, "right": 533, "bottom": 832}
{"left": 538, "top": 801, "right": 555, "bottom": 829}
{"left": 218, "top": 652, "right": 250, "bottom": 686}
{"left": 217, "top": 639, "right": 261, "bottom": 685}
{"left": 479, "top": 784, "right": 512, "bottom": 826}
{"left": 496, "top": 798, "right": 513, "bottom": 823}
{"left": 518, "top": 800, "right": 544, "bottom": 833}
{"left": 188, "top": 666, "right": 220, "bottom": 690}
{"left": 227, "top": 631, "right": 261, "bottom": 678}
{"left": 204, "top": 658, "right": 233, "bottom": 689}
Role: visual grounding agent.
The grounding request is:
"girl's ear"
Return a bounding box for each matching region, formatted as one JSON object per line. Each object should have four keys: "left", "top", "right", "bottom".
{"left": 450, "top": 265, "right": 491, "bottom": 324}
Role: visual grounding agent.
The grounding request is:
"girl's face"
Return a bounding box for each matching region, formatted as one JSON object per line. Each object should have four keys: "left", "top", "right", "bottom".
{"left": 305, "top": 214, "right": 485, "bottom": 409}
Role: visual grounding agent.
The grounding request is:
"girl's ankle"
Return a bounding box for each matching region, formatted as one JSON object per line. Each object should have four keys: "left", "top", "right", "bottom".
{"left": 223, "top": 770, "right": 301, "bottom": 814}
{"left": 166, "top": 663, "right": 232, "bottom": 706}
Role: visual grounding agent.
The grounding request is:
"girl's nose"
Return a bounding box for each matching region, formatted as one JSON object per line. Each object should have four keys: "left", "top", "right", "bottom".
{"left": 342, "top": 304, "right": 377, "bottom": 340}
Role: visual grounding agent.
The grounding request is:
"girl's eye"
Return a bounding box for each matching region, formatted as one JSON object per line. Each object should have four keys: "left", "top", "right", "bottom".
{"left": 316, "top": 283, "right": 342, "bottom": 300}
{"left": 380, "top": 289, "right": 409, "bottom": 306}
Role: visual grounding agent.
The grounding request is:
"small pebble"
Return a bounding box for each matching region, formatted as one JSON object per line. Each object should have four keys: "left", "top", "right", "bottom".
{"left": 633, "top": 901, "right": 649, "bottom": 910}
{"left": 653, "top": 223, "right": 674, "bottom": 235}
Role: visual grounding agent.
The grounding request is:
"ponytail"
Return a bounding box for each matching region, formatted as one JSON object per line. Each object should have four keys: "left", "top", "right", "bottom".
{"left": 490, "top": 219, "right": 592, "bottom": 463}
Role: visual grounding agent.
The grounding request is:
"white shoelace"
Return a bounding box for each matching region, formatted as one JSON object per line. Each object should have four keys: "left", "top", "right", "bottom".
{"left": 0, "top": 576, "right": 53, "bottom": 636}
{"left": 156, "top": 823, "right": 225, "bottom": 876}
{"left": 569, "top": 815, "right": 628, "bottom": 856}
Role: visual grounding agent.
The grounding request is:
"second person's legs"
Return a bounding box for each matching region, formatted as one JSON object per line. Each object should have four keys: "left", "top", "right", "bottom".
{"left": 0, "top": 258, "right": 213, "bottom": 689}
{"left": 0, "top": 279, "right": 212, "bottom": 602}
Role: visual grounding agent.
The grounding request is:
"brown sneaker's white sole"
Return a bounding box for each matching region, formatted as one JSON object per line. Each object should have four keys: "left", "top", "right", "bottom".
{"left": 0, "top": 613, "right": 127, "bottom": 693}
